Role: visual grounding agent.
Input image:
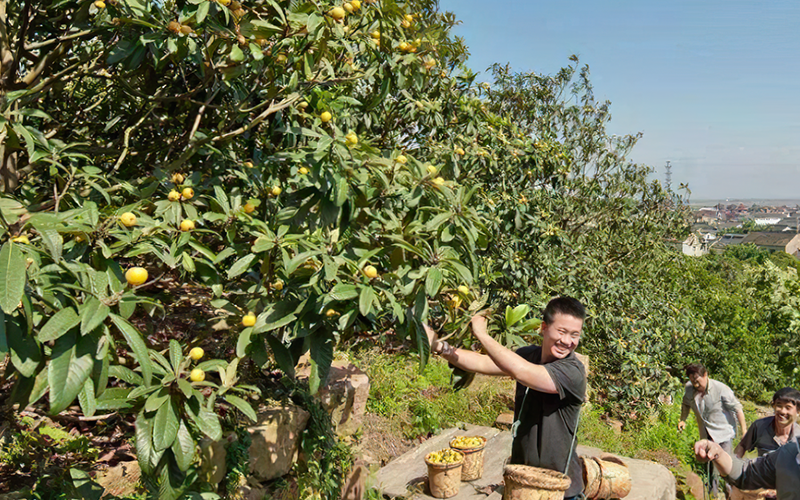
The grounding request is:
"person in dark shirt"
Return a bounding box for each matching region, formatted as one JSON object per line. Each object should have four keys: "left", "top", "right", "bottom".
{"left": 425, "top": 296, "right": 587, "bottom": 499}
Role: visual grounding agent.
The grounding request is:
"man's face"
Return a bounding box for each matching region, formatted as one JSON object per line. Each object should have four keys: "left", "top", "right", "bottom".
{"left": 541, "top": 313, "right": 583, "bottom": 361}
{"left": 773, "top": 400, "right": 798, "bottom": 426}
{"left": 688, "top": 373, "right": 708, "bottom": 393}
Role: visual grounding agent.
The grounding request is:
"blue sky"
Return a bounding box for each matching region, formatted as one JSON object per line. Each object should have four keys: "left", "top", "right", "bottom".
{"left": 438, "top": 0, "right": 800, "bottom": 200}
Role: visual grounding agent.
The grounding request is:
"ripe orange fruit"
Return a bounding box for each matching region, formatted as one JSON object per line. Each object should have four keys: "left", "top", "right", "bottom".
{"left": 180, "top": 219, "right": 195, "bottom": 232}
{"left": 343, "top": 2, "right": 353, "bottom": 13}
{"left": 190, "top": 368, "right": 205, "bottom": 382}
{"left": 345, "top": 132, "right": 358, "bottom": 146}
{"left": 320, "top": 111, "right": 333, "bottom": 123}
{"left": 396, "top": 155, "right": 407, "bottom": 164}
{"left": 270, "top": 186, "right": 282, "bottom": 196}
{"left": 95, "top": 0, "right": 106, "bottom": 8}
{"left": 325, "top": 309, "right": 338, "bottom": 318}
{"left": 299, "top": 167, "right": 309, "bottom": 175}
{"left": 171, "top": 172, "right": 185, "bottom": 184}
{"left": 242, "top": 313, "right": 256, "bottom": 327}
{"left": 168, "top": 21, "right": 181, "bottom": 33}
{"left": 370, "top": 30, "right": 381, "bottom": 39}
{"left": 273, "top": 279, "right": 284, "bottom": 291}
{"left": 244, "top": 203, "right": 256, "bottom": 214}
{"left": 190, "top": 347, "right": 204, "bottom": 360}
{"left": 120, "top": 212, "right": 137, "bottom": 227}
{"left": 181, "top": 187, "right": 194, "bottom": 200}
{"left": 363, "top": 265, "right": 378, "bottom": 279}
{"left": 168, "top": 190, "right": 181, "bottom": 202}
{"left": 350, "top": 0, "right": 361, "bottom": 9}
{"left": 455, "top": 147, "right": 465, "bottom": 155}
{"left": 125, "top": 267, "right": 148, "bottom": 286}
{"left": 243, "top": 161, "right": 254, "bottom": 169}
{"left": 180, "top": 25, "right": 193, "bottom": 35}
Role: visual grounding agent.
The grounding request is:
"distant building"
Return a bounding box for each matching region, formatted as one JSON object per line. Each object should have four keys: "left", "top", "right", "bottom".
{"left": 739, "top": 232, "right": 800, "bottom": 257}
{"left": 711, "top": 233, "right": 748, "bottom": 252}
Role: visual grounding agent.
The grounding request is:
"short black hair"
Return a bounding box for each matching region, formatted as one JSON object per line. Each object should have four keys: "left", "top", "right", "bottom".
{"left": 684, "top": 363, "right": 707, "bottom": 378}
{"left": 772, "top": 387, "right": 800, "bottom": 407}
{"left": 542, "top": 296, "right": 586, "bottom": 325}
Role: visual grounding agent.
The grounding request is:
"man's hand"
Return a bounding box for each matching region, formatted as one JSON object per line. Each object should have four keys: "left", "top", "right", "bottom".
{"left": 470, "top": 313, "right": 489, "bottom": 337}
{"left": 422, "top": 323, "right": 439, "bottom": 353}
{"left": 694, "top": 440, "right": 722, "bottom": 462}
{"left": 677, "top": 420, "right": 686, "bottom": 432}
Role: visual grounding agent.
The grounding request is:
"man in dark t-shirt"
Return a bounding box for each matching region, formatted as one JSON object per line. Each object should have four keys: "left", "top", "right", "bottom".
{"left": 425, "top": 296, "right": 587, "bottom": 499}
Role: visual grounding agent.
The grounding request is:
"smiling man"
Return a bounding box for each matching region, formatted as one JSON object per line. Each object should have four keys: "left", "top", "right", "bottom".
{"left": 425, "top": 296, "right": 587, "bottom": 499}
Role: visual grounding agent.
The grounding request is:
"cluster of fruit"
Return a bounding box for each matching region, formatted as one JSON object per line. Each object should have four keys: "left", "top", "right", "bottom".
{"left": 426, "top": 449, "right": 463, "bottom": 465}
{"left": 450, "top": 436, "right": 484, "bottom": 449}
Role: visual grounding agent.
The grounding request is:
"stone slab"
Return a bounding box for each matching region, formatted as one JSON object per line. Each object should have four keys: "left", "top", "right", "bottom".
{"left": 375, "top": 426, "right": 676, "bottom": 500}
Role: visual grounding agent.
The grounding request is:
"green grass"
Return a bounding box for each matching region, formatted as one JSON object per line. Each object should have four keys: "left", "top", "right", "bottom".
{"left": 349, "top": 349, "right": 514, "bottom": 438}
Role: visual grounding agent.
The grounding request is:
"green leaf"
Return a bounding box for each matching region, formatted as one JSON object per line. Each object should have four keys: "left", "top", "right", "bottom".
{"left": 359, "top": 286, "right": 376, "bottom": 316}
{"left": 236, "top": 328, "right": 252, "bottom": 358}
{"left": 0, "top": 242, "right": 27, "bottom": 314}
{"left": 49, "top": 332, "right": 95, "bottom": 414}
{"left": 145, "top": 388, "right": 169, "bottom": 412}
{"left": 108, "top": 365, "right": 144, "bottom": 385}
{"left": 329, "top": 284, "right": 359, "bottom": 300}
{"left": 39, "top": 229, "right": 63, "bottom": 262}
{"left": 78, "top": 378, "right": 97, "bottom": 417}
{"left": 136, "top": 410, "right": 159, "bottom": 476}
{"left": 169, "top": 339, "right": 182, "bottom": 374}
{"left": 153, "top": 400, "right": 179, "bottom": 451}
{"left": 7, "top": 319, "right": 41, "bottom": 378}
{"left": 187, "top": 402, "right": 222, "bottom": 441}
{"left": 425, "top": 267, "right": 443, "bottom": 297}
{"left": 111, "top": 314, "right": 153, "bottom": 386}
{"left": 80, "top": 297, "right": 110, "bottom": 335}
{"left": 225, "top": 394, "right": 257, "bottom": 422}
{"left": 70, "top": 468, "right": 104, "bottom": 500}
{"left": 196, "top": 1, "right": 209, "bottom": 23}
{"left": 265, "top": 334, "right": 294, "bottom": 377}
{"left": 171, "top": 419, "right": 195, "bottom": 472}
{"left": 227, "top": 254, "right": 256, "bottom": 279}
{"left": 309, "top": 331, "right": 333, "bottom": 394}
{"left": 505, "top": 304, "right": 531, "bottom": 328}
{"left": 0, "top": 310, "right": 6, "bottom": 356}
{"left": 38, "top": 308, "right": 80, "bottom": 342}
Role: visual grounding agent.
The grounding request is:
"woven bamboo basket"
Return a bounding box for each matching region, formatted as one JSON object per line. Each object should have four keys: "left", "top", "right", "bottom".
{"left": 581, "top": 456, "right": 632, "bottom": 499}
{"left": 730, "top": 486, "right": 777, "bottom": 500}
{"left": 425, "top": 450, "right": 464, "bottom": 499}
{"left": 502, "top": 465, "right": 571, "bottom": 500}
{"left": 450, "top": 436, "right": 488, "bottom": 481}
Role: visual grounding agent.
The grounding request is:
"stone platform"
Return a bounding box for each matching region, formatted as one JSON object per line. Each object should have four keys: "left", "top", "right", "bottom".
{"left": 374, "top": 424, "right": 676, "bottom": 500}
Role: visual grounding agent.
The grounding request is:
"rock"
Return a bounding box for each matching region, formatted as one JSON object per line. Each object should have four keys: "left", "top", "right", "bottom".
{"left": 606, "top": 418, "right": 623, "bottom": 434}
{"left": 248, "top": 403, "right": 310, "bottom": 481}
{"left": 0, "top": 492, "right": 31, "bottom": 500}
{"left": 199, "top": 438, "right": 228, "bottom": 486}
{"left": 95, "top": 460, "right": 141, "bottom": 499}
{"left": 684, "top": 471, "right": 704, "bottom": 500}
{"left": 297, "top": 360, "right": 370, "bottom": 436}
{"left": 232, "top": 475, "right": 268, "bottom": 500}
{"left": 494, "top": 412, "right": 514, "bottom": 430}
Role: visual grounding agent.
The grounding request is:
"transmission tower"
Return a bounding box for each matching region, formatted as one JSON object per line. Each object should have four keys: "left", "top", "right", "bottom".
{"left": 665, "top": 161, "right": 672, "bottom": 191}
